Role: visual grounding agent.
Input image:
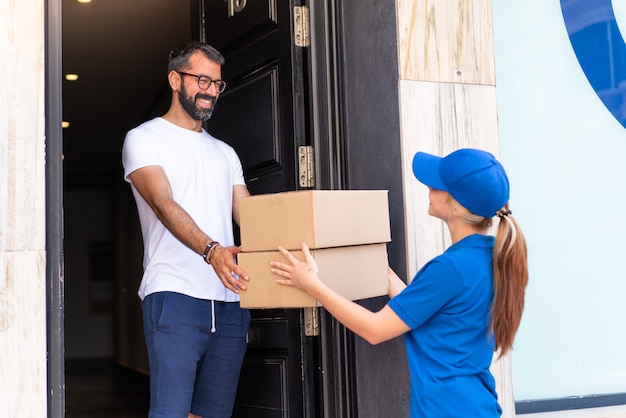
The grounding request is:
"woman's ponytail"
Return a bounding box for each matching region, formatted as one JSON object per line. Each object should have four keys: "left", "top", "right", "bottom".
{"left": 491, "top": 204, "right": 528, "bottom": 357}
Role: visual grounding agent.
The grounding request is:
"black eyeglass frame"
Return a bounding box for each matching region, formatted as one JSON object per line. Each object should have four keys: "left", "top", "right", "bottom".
{"left": 177, "top": 71, "right": 227, "bottom": 93}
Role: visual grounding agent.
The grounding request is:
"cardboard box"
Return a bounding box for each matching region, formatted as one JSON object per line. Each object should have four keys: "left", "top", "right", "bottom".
{"left": 239, "top": 190, "right": 391, "bottom": 251}
{"left": 238, "top": 243, "right": 389, "bottom": 309}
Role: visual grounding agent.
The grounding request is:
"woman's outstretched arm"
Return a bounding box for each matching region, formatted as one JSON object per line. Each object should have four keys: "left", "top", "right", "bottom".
{"left": 270, "top": 243, "right": 410, "bottom": 345}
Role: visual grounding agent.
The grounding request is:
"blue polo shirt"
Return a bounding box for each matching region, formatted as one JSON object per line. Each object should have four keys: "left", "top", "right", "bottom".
{"left": 388, "top": 234, "right": 502, "bottom": 418}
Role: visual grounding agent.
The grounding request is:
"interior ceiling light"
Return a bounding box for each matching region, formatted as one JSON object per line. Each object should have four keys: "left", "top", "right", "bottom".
{"left": 65, "top": 74, "right": 79, "bottom": 81}
{"left": 62, "top": 121, "right": 70, "bottom": 128}
{"left": 77, "top": 0, "right": 92, "bottom": 3}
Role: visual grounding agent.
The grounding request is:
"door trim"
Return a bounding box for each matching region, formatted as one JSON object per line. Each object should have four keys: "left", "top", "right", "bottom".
{"left": 308, "top": 2, "right": 358, "bottom": 417}
{"left": 45, "top": 0, "right": 65, "bottom": 416}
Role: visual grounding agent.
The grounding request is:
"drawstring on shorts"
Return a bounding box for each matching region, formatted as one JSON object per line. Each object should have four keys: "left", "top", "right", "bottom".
{"left": 211, "top": 299, "right": 216, "bottom": 333}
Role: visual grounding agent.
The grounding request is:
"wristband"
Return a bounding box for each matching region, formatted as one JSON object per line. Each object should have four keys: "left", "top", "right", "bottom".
{"left": 203, "top": 241, "right": 220, "bottom": 265}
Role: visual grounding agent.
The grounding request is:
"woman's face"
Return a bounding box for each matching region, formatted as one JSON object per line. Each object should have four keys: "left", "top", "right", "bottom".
{"left": 427, "top": 188, "right": 452, "bottom": 220}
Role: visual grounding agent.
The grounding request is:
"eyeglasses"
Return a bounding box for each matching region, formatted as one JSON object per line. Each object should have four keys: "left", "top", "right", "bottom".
{"left": 177, "top": 71, "right": 227, "bottom": 93}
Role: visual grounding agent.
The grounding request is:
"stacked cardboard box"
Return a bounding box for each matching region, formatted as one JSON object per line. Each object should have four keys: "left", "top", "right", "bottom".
{"left": 238, "top": 190, "right": 391, "bottom": 308}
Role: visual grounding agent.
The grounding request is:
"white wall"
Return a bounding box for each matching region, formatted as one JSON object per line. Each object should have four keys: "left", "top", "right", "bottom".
{"left": 493, "top": 0, "right": 626, "bottom": 404}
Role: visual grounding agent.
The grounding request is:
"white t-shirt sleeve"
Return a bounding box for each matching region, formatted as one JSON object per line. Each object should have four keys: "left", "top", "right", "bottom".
{"left": 229, "top": 146, "right": 246, "bottom": 186}
{"left": 122, "top": 125, "right": 161, "bottom": 183}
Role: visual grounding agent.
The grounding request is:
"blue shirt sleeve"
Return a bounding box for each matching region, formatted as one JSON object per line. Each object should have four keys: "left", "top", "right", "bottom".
{"left": 388, "top": 257, "right": 465, "bottom": 330}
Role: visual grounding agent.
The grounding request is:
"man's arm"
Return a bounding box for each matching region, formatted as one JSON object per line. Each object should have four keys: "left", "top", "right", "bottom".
{"left": 232, "top": 184, "right": 250, "bottom": 227}
{"left": 128, "top": 165, "right": 248, "bottom": 293}
{"left": 208, "top": 183, "right": 251, "bottom": 289}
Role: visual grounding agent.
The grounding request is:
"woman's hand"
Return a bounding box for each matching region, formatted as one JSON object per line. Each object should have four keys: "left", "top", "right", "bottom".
{"left": 270, "top": 243, "right": 320, "bottom": 293}
{"left": 271, "top": 244, "right": 411, "bottom": 344}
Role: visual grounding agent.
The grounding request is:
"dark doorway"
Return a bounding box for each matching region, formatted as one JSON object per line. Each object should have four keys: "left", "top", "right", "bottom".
{"left": 61, "top": 0, "right": 198, "bottom": 414}
{"left": 65, "top": 358, "right": 150, "bottom": 418}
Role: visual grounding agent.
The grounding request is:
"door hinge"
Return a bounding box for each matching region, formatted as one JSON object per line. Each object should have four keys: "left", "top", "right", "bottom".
{"left": 304, "top": 307, "right": 319, "bottom": 336}
{"left": 294, "top": 6, "right": 310, "bottom": 47}
{"left": 298, "top": 145, "right": 314, "bottom": 188}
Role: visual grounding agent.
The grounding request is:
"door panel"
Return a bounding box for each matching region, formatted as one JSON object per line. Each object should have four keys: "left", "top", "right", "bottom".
{"left": 209, "top": 63, "right": 285, "bottom": 192}
{"left": 205, "top": 0, "right": 278, "bottom": 45}
{"left": 200, "top": 1, "right": 311, "bottom": 417}
{"left": 235, "top": 356, "right": 288, "bottom": 418}
{"left": 203, "top": 0, "right": 301, "bottom": 196}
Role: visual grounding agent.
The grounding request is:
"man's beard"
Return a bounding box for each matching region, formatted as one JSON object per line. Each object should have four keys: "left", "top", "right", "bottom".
{"left": 178, "top": 83, "right": 217, "bottom": 121}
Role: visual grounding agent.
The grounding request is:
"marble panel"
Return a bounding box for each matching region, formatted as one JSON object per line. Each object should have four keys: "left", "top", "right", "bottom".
{"left": 397, "top": 0, "right": 496, "bottom": 85}
{"left": 0, "top": 250, "right": 47, "bottom": 417}
{"left": 0, "top": 0, "right": 48, "bottom": 416}
{"left": 399, "top": 79, "right": 500, "bottom": 275}
{"left": 0, "top": 0, "right": 46, "bottom": 252}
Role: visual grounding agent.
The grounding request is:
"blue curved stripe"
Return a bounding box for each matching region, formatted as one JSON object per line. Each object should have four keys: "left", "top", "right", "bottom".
{"left": 560, "top": 0, "right": 626, "bottom": 129}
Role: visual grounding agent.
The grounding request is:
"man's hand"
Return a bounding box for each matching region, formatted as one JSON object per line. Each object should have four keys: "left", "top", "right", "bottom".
{"left": 209, "top": 245, "right": 249, "bottom": 293}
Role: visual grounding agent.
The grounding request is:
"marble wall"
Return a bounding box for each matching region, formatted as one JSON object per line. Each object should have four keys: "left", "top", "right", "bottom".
{"left": 396, "top": 0, "right": 514, "bottom": 416}
{"left": 0, "top": 0, "right": 48, "bottom": 417}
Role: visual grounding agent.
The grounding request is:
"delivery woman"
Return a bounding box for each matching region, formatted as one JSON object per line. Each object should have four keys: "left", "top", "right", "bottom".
{"left": 269, "top": 148, "right": 528, "bottom": 418}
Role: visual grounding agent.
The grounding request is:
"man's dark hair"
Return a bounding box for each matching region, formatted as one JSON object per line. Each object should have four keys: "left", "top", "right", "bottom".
{"left": 167, "top": 41, "right": 225, "bottom": 72}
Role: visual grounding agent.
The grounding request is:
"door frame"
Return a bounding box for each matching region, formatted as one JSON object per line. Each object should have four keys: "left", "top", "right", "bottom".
{"left": 45, "top": 0, "right": 65, "bottom": 416}
{"left": 307, "top": 2, "right": 358, "bottom": 416}
{"left": 307, "top": 1, "right": 407, "bottom": 416}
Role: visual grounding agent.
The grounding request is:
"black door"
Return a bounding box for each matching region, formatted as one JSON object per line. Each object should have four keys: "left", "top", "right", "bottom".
{"left": 198, "top": 2, "right": 315, "bottom": 417}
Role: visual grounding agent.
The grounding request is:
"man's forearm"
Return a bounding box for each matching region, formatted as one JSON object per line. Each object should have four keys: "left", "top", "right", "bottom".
{"left": 152, "top": 197, "right": 212, "bottom": 255}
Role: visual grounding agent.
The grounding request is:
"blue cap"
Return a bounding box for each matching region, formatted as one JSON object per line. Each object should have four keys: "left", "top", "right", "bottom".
{"left": 412, "top": 148, "right": 510, "bottom": 218}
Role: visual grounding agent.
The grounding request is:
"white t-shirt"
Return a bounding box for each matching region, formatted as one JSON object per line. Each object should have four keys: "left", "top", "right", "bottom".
{"left": 122, "top": 117, "right": 246, "bottom": 301}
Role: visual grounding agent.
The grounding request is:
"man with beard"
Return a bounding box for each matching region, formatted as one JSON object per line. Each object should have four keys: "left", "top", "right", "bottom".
{"left": 122, "top": 41, "right": 251, "bottom": 418}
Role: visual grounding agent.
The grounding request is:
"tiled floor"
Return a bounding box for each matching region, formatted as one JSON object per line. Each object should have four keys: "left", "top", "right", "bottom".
{"left": 65, "top": 358, "right": 150, "bottom": 418}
